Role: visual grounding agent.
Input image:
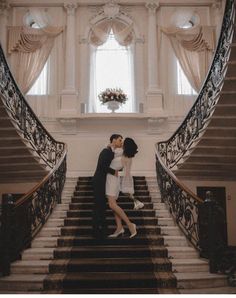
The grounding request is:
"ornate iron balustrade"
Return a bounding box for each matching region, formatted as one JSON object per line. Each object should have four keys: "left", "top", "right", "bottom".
{"left": 0, "top": 42, "right": 67, "bottom": 275}
{"left": 156, "top": 0, "right": 235, "bottom": 251}
{"left": 0, "top": 44, "right": 64, "bottom": 168}
{"left": 0, "top": 155, "right": 66, "bottom": 276}
{"left": 158, "top": 0, "right": 235, "bottom": 169}
{"left": 156, "top": 155, "right": 203, "bottom": 249}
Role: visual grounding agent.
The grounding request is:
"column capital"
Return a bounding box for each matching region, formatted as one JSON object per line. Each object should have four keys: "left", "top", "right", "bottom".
{"left": 0, "top": 1, "right": 10, "bottom": 17}
{"left": 145, "top": 1, "right": 160, "bottom": 15}
{"left": 64, "top": 2, "right": 78, "bottom": 16}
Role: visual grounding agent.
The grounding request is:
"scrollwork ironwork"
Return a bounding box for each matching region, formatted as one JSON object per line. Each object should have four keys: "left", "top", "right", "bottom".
{"left": 156, "top": 157, "right": 201, "bottom": 249}
{"left": 0, "top": 47, "right": 65, "bottom": 168}
{"left": 155, "top": 0, "right": 235, "bottom": 251}
{"left": 158, "top": 0, "right": 235, "bottom": 169}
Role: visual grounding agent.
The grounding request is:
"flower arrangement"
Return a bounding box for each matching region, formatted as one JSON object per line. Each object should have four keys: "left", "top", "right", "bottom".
{"left": 98, "top": 88, "right": 128, "bottom": 105}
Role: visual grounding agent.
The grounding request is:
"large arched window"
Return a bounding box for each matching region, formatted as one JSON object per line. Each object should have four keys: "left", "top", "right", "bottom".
{"left": 91, "top": 29, "right": 134, "bottom": 113}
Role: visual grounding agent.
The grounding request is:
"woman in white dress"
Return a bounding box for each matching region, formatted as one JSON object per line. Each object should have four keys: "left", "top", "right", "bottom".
{"left": 106, "top": 138, "right": 140, "bottom": 238}
{"left": 120, "top": 138, "right": 144, "bottom": 211}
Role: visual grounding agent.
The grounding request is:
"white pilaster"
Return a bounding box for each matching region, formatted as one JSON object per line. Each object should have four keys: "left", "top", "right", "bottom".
{"left": 60, "top": 2, "right": 78, "bottom": 116}
{"left": 145, "top": 1, "right": 163, "bottom": 115}
{"left": 0, "top": 1, "right": 9, "bottom": 54}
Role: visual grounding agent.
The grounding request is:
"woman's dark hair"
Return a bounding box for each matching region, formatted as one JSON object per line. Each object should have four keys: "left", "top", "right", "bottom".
{"left": 123, "top": 138, "right": 138, "bottom": 158}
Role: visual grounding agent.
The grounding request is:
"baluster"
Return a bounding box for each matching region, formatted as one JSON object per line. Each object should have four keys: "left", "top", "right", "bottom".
{"left": 0, "top": 194, "right": 15, "bottom": 276}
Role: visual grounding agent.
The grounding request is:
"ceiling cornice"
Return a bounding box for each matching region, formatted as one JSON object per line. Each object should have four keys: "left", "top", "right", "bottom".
{"left": 7, "top": 0, "right": 216, "bottom": 8}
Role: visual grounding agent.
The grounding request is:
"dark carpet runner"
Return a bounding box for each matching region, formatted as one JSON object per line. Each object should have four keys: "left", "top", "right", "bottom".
{"left": 43, "top": 176, "right": 177, "bottom": 294}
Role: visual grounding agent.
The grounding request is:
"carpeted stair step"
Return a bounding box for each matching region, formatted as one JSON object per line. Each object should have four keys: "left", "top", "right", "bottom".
{"left": 59, "top": 225, "right": 161, "bottom": 236}
{"left": 63, "top": 216, "right": 158, "bottom": 226}
{"left": 73, "top": 190, "right": 150, "bottom": 196}
{"left": 49, "top": 257, "right": 172, "bottom": 273}
{"left": 53, "top": 244, "right": 168, "bottom": 259}
{"left": 69, "top": 201, "right": 154, "bottom": 210}
{"left": 66, "top": 209, "right": 155, "bottom": 217}
{"left": 71, "top": 195, "right": 152, "bottom": 203}
{"left": 44, "top": 271, "right": 176, "bottom": 291}
{"left": 56, "top": 235, "right": 165, "bottom": 247}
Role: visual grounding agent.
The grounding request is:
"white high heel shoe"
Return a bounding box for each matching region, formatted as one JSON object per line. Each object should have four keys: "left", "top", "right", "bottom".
{"left": 108, "top": 228, "right": 125, "bottom": 238}
{"left": 129, "top": 223, "right": 137, "bottom": 238}
{"left": 134, "top": 201, "right": 144, "bottom": 210}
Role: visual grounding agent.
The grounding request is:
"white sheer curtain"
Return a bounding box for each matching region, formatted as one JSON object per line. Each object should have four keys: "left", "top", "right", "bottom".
{"left": 89, "top": 30, "right": 134, "bottom": 113}
{"left": 161, "top": 25, "right": 215, "bottom": 92}
{"left": 88, "top": 19, "right": 135, "bottom": 113}
{"left": 8, "top": 8, "right": 63, "bottom": 94}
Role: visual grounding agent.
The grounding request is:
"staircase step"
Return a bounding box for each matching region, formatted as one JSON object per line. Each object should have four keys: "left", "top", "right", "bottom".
{"left": 57, "top": 235, "right": 165, "bottom": 247}
{"left": 167, "top": 246, "right": 198, "bottom": 259}
{"left": 58, "top": 225, "right": 161, "bottom": 236}
{"left": 53, "top": 244, "right": 167, "bottom": 258}
{"left": 0, "top": 274, "right": 46, "bottom": 291}
{"left": 22, "top": 248, "right": 55, "bottom": 260}
{"left": 44, "top": 271, "right": 176, "bottom": 291}
{"left": 179, "top": 286, "right": 236, "bottom": 294}
{"left": 163, "top": 236, "right": 188, "bottom": 246}
{"left": 49, "top": 257, "right": 172, "bottom": 273}
{"left": 171, "top": 258, "right": 209, "bottom": 273}
{"left": 175, "top": 272, "right": 228, "bottom": 289}
{"left": 11, "top": 260, "right": 50, "bottom": 274}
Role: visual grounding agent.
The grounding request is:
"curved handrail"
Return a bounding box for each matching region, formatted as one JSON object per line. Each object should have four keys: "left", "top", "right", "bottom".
{"left": 0, "top": 44, "right": 64, "bottom": 168}
{"left": 0, "top": 42, "right": 67, "bottom": 274}
{"left": 158, "top": 0, "right": 235, "bottom": 169}
{"left": 155, "top": 0, "right": 235, "bottom": 250}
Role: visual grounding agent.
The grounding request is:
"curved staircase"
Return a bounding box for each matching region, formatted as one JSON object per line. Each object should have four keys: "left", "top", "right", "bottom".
{"left": 0, "top": 99, "right": 48, "bottom": 183}
{"left": 156, "top": 0, "right": 236, "bottom": 294}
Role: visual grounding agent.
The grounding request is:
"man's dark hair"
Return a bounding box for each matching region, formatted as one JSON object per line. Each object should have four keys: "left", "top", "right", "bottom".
{"left": 110, "top": 134, "right": 123, "bottom": 143}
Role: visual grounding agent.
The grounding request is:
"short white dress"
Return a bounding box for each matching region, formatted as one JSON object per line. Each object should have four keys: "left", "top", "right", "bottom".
{"left": 106, "top": 148, "right": 134, "bottom": 199}
{"left": 106, "top": 148, "right": 123, "bottom": 199}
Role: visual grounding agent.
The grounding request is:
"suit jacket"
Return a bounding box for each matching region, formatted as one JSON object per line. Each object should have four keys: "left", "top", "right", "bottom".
{"left": 93, "top": 146, "right": 115, "bottom": 201}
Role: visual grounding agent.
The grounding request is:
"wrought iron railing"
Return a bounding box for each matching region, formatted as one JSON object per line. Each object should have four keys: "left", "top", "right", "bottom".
{"left": 0, "top": 42, "right": 67, "bottom": 275}
{"left": 158, "top": 0, "right": 235, "bottom": 169}
{"left": 156, "top": 0, "right": 235, "bottom": 251}
{"left": 0, "top": 45, "right": 64, "bottom": 168}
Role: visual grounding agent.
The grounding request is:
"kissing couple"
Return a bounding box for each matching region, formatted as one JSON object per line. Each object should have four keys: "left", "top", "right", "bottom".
{"left": 92, "top": 134, "right": 144, "bottom": 240}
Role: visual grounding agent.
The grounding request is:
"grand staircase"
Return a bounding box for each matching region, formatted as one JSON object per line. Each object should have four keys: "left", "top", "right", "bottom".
{"left": 0, "top": 175, "right": 235, "bottom": 294}
{"left": 171, "top": 1, "right": 236, "bottom": 181}
{"left": 0, "top": 98, "right": 48, "bottom": 183}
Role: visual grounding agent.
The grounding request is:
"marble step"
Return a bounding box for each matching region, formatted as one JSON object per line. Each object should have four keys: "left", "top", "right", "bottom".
{"left": 22, "top": 248, "right": 55, "bottom": 260}
{"left": 0, "top": 274, "right": 46, "bottom": 291}
{"left": 171, "top": 258, "right": 209, "bottom": 273}
{"left": 155, "top": 210, "right": 170, "bottom": 217}
{"left": 163, "top": 236, "right": 188, "bottom": 247}
{"left": 161, "top": 226, "right": 182, "bottom": 236}
{"left": 11, "top": 260, "right": 51, "bottom": 274}
{"left": 167, "top": 247, "right": 198, "bottom": 259}
{"left": 175, "top": 272, "right": 228, "bottom": 289}
{"left": 32, "top": 237, "right": 58, "bottom": 248}
{"left": 179, "top": 286, "right": 236, "bottom": 294}
{"left": 158, "top": 218, "right": 175, "bottom": 226}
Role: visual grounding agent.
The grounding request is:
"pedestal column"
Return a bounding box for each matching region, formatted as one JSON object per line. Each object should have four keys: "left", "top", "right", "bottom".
{"left": 145, "top": 1, "right": 163, "bottom": 115}
{"left": 60, "top": 2, "right": 78, "bottom": 116}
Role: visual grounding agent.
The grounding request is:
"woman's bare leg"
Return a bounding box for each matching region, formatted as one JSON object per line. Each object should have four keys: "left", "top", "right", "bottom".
{"left": 108, "top": 196, "right": 136, "bottom": 234}
{"left": 114, "top": 213, "right": 123, "bottom": 231}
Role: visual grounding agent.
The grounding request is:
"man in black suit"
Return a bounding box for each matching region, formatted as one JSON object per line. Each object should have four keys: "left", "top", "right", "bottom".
{"left": 92, "top": 134, "right": 123, "bottom": 239}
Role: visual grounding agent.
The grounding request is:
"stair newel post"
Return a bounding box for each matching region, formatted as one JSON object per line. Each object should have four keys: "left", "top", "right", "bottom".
{"left": 0, "top": 194, "right": 15, "bottom": 276}
{"left": 199, "top": 191, "right": 227, "bottom": 273}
